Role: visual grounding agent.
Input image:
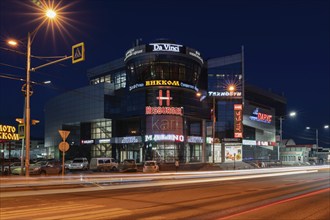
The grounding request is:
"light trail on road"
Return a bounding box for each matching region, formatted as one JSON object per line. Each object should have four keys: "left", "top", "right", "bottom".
{"left": 1, "top": 167, "right": 327, "bottom": 198}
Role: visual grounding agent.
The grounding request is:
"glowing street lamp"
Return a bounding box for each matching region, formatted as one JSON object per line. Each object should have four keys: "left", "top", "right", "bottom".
{"left": 46, "top": 9, "right": 56, "bottom": 19}
{"left": 7, "top": 40, "right": 18, "bottom": 46}
{"left": 227, "top": 84, "right": 236, "bottom": 92}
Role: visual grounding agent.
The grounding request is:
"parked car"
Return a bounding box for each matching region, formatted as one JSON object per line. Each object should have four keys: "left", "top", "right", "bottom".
{"left": 9, "top": 162, "right": 22, "bottom": 174}
{"left": 11, "top": 161, "right": 45, "bottom": 175}
{"left": 64, "top": 160, "right": 73, "bottom": 169}
{"left": 89, "top": 157, "right": 118, "bottom": 172}
{"left": 68, "top": 158, "right": 89, "bottom": 171}
{"left": 39, "top": 160, "right": 63, "bottom": 176}
{"left": 118, "top": 159, "right": 138, "bottom": 172}
{"left": 143, "top": 161, "right": 159, "bottom": 173}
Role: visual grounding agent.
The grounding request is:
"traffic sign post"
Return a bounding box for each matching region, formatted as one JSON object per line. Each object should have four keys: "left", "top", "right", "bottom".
{"left": 18, "top": 123, "right": 25, "bottom": 139}
{"left": 58, "top": 130, "right": 70, "bottom": 176}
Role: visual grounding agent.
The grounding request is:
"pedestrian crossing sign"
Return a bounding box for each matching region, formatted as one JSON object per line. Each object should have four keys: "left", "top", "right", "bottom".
{"left": 18, "top": 123, "right": 25, "bottom": 139}
{"left": 72, "top": 42, "right": 85, "bottom": 64}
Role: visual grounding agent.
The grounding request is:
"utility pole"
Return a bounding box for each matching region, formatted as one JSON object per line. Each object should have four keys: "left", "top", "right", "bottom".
{"left": 212, "top": 96, "right": 216, "bottom": 163}
{"left": 25, "top": 32, "right": 31, "bottom": 177}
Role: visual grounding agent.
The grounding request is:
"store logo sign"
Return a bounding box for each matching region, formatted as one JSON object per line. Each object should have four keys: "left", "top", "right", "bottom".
{"left": 146, "top": 90, "right": 183, "bottom": 116}
{"left": 149, "top": 43, "right": 182, "bottom": 52}
{"left": 0, "top": 124, "right": 19, "bottom": 141}
{"left": 157, "top": 90, "right": 172, "bottom": 106}
{"left": 249, "top": 108, "right": 272, "bottom": 124}
{"left": 145, "top": 134, "right": 184, "bottom": 142}
{"left": 145, "top": 80, "right": 180, "bottom": 87}
{"left": 234, "top": 104, "right": 243, "bottom": 138}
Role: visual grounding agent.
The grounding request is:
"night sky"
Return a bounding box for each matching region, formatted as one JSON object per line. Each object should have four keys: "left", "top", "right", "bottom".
{"left": 0, "top": 0, "right": 329, "bottom": 147}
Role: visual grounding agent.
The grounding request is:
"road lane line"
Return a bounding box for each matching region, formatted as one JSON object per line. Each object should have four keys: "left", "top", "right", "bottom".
{"left": 218, "top": 187, "right": 330, "bottom": 220}
{"left": 33, "top": 208, "right": 130, "bottom": 220}
{"left": 0, "top": 204, "right": 104, "bottom": 219}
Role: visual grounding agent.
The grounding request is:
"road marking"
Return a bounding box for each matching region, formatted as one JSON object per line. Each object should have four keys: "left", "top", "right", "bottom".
{"left": 0, "top": 204, "right": 104, "bottom": 220}
{"left": 219, "top": 187, "right": 330, "bottom": 219}
{"left": 33, "top": 208, "right": 131, "bottom": 220}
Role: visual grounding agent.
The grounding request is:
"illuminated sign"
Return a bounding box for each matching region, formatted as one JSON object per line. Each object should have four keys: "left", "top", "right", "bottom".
{"left": 187, "top": 48, "right": 204, "bottom": 64}
{"left": 149, "top": 43, "right": 183, "bottom": 52}
{"left": 208, "top": 91, "right": 242, "bottom": 97}
{"left": 145, "top": 90, "right": 183, "bottom": 116}
{"left": 180, "top": 82, "right": 198, "bottom": 91}
{"left": 124, "top": 48, "right": 144, "bottom": 61}
{"left": 249, "top": 108, "right": 273, "bottom": 124}
{"left": 146, "top": 106, "right": 183, "bottom": 116}
{"left": 242, "top": 139, "right": 257, "bottom": 145}
{"left": 157, "top": 90, "right": 172, "bottom": 106}
{"left": 187, "top": 136, "right": 203, "bottom": 143}
{"left": 119, "top": 136, "right": 141, "bottom": 144}
{"left": 81, "top": 139, "right": 94, "bottom": 144}
{"left": 98, "top": 139, "right": 112, "bottom": 144}
{"left": 145, "top": 80, "right": 180, "bottom": 87}
{"left": 130, "top": 81, "right": 198, "bottom": 92}
{"left": 0, "top": 124, "right": 19, "bottom": 141}
{"left": 234, "top": 104, "right": 243, "bottom": 138}
{"left": 145, "top": 134, "right": 184, "bottom": 142}
{"left": 129, "top": 83, "right": 144, "bottom": 91}
{"left": 256, "top": 141, "right": 276, "bottom": 146}
{"left": 72, "top": 42, "right": 85, "bottom": 64}
{"left": 146, "top": 115, "right": 183, "bottom": 135}
{"left": 225, "top": 145, "right": 242, "bottom": 162}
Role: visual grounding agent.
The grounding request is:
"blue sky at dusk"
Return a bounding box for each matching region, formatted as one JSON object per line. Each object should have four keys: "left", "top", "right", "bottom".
{"left": 0, "top": 0, "right": 329, "bottom": 147}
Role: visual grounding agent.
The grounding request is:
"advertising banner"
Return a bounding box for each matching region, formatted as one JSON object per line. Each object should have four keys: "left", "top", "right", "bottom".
{"left": 146, "top": 115, "right": 183, "bottom": 135}
{"left": 234, "top": 104, "right": 243, "bottom": 138}
{"left": 225, "top": 144, "right": 242, "bottom": 162}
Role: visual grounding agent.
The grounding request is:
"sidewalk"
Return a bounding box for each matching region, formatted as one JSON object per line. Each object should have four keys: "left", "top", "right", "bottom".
{"left": 146, "top": 162, "right": 255, "bottom": 172}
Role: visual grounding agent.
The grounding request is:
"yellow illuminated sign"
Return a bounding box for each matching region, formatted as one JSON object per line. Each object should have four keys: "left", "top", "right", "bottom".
{"left": 145, "top": 80, "right": 179, "bottom": 87}
{"left": 0, "top": 124, "right": 19, "bottom": 141}
{"left": 72, "top": 42, "right": 85, "bottom": 64}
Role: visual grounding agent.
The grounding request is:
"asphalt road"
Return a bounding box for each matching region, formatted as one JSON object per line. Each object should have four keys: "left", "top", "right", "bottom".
{"left": 1, "top": 168, "right": 329, "bottom": 220}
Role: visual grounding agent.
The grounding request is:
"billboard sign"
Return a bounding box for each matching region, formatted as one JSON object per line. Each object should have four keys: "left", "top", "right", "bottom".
{"left": 234, "top": 104, "right": 243, "bottom": 138}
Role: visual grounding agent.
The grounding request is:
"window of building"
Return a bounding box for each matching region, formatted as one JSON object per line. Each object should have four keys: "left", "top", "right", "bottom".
{"left": 114, "top": 72, "right": 126, "bottom": 90}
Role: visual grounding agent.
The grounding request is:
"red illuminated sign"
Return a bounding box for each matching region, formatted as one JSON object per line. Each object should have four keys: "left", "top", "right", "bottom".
{"left": 234, "top": 104, "right": 243, "bottom": 138}
{"left": 249, "top": 108, "right": 273, "bottom": 124}
{"left": 145, "top": 90, "right": 183, "bottom": 116}
{"left": 257, "top": 113, "right": 272, "bottom": 123}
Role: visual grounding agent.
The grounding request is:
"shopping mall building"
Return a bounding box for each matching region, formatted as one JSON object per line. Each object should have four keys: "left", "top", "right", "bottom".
{"left": 44, "top": 39, "right": 286, "bottom": 164}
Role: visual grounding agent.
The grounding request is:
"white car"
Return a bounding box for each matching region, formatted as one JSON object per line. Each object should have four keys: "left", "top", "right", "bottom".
{"left": 143, "top": 161, "right": 159, "bottom": 173}
{"left": 68, "top": 158, "right": 89, "bottom": 170}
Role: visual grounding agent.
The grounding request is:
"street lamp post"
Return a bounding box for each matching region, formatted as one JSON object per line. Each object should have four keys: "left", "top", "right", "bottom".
{"left": 25, "top": 32, "right": 31, "bottom": 177}
{"left": 278, "top": 111, "right": 296, "bottom": 161}
{"left": 212, "top": 96, "right": 216, "bottom": 164}
{"left": 24, "top": 9, "right": 57, "bottom": 177}
{"left": 306, "top": 127, "right": 319, "bottom": 147}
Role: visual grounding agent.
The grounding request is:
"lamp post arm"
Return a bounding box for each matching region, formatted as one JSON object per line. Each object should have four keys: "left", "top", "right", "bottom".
{"left": 31, "top": 55, "right": 72, "bottom": 71}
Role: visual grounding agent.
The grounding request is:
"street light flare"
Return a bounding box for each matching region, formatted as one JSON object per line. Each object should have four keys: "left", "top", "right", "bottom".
{"left": 228, "top": 84, "right": 236, "bottom": 92}
{"left": 46, "top": 9, "right": 56, "bottom": 19}
{"left": 7, "top": 40, "right": 18, "bottom": 46}
{"left": 289, "top": 111, "right": 296, "bottom": 117}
